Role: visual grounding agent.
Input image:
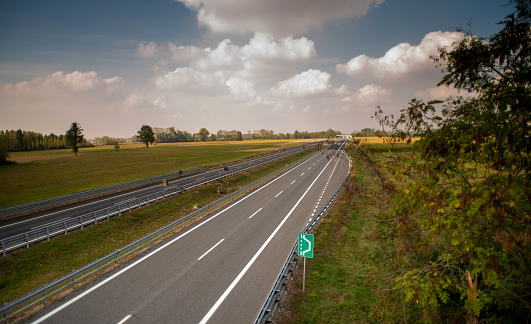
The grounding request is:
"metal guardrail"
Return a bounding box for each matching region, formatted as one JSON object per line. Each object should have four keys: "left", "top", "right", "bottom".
{"left": 0, "top": 145, "right": 316, "bottom": 256}
{"left": 0, "top": 143, "right": 321, "bottom": 220}
{"left": 0, "top": 150, "right": 319, "bottom": 324}
{"left": 0, "top": 168, "right": 203, "bottom": 220}
{"left": 255, "top": 151, "right": 352, "bottom": 324}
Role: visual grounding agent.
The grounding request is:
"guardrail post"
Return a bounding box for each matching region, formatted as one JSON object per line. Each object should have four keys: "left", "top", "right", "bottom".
{"left": 64, "top": 221, "right": 67, "bottom": 235}
{"left": 137, "top": 198, "right": 141, "bottom": 208}
{"left": 106, "top": 208, "right": 109, "bottom": 221}
{"left": 94, "top": 212, "right": 98, "bottom": 224}
{"left": 80, "top": 216, "right": 83, "bottom": 230}
{"left": 25, "top": 233, "right": 29, "bottom": 249}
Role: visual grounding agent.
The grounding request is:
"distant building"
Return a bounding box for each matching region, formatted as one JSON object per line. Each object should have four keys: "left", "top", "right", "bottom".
{"left": 335, "top": 134, "right": 351, "bottom": 139}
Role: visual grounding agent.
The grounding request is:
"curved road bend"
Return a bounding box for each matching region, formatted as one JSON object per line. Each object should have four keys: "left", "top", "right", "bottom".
{"left": 24, "top": 141, "right": 349, "bottom": 324}
{"left": 0, "top": 143, "right": 321, "bottom": 240}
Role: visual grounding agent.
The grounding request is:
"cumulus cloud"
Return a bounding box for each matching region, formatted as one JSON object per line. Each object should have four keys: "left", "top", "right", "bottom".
{"left": 226, "top": 77, "right": 256, "bottom": 100}
{"left": 337, "top": 31, "right": 465, "bottom": 80}
{"left": 139, "top": 33, "right": 315, "bottom": 79}
{"left": 195, "top": 39, "right": 244, "bottom": 71}
{"left": 168, "top": 43, "right": 203, "bottom": 61}
{"left": 155, "top": 67, "right": 226, "bottom": 91}
{"left": 415, "top": 85, "right": 476, "bottom": 101}
{"left": 2, "top": 71, "right": 126, "bottom": 95}
{"left": 242, "top": 33, "right": 315, "bottom": 62}
{"left": 271, "top": 69, "right": 332, "bottom": 97}
{"left": 176, "top": 0, "right": 384, "bottom": 36}
{"left": 0, "top": 71, "right": 136, "bottom": 137}
{"left": 137, "top": 41, "right": 162, "bottom": 57}
{"left": 354, "top": 84, "right": 392, "bottom": 102}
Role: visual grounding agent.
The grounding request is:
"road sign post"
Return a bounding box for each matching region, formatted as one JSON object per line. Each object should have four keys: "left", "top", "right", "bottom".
{"left": 298, "top": 233, "right": 314, "bottom": 292}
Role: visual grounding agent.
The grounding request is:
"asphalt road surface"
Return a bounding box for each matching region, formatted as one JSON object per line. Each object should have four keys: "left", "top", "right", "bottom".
{"left": 24, "top": 141, "right": 349, "bottom": 324}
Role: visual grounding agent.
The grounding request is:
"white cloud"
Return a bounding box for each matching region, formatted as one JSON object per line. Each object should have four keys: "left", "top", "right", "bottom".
{"left": 415, "top": 85, "right": 476, "bottom": 101}
{"left": 195, "top": 39, "right": 244, "bottom": 71}
{"left": 354, "top": 84, "right": 392, "bottom": 103}
{"left": 2, "top": 71, "right": 126, "bottom": 95}
{"left": 140, "top": 33, "right": 315, "bottom": 81}
{"left": 271, "top": 69, "right": 332, "bottom": 97}
{"left": 176, "top": 0, "right": 384, "bottom": 36}
{"left": 242, "top": 33, "right": 315, "bottom": 62}
{"left": 0, "top": 71, "right": 136, "bottom": 137}
{"left": 137, "top": 41, "right": 161, "bottom": 57}
{"left": 226, "top": 77, "right": 256, "bottom": 100}
{"left": 337, "top": 31, "right": 465, "bottom": 80}
{"left": 154, "top": 67, "right": 226, "bottom": 91}
{"left": 168, "top": 43, "right": 203, "bottom": 61}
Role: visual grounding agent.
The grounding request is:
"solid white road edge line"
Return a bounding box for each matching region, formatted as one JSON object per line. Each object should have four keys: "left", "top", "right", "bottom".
{"left": 30, "top": 152, "right": 320, "bottom": 324}
{"left": 198, "top": 154, "right": 335, "bottom": 324}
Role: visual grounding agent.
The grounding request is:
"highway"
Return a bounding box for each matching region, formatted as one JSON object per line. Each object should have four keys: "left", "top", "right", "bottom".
{"left": 23, "top": 140, "right": 350, "bottom": 323}
{"left": 0, "top": 143, "right": 321, "bottom": 241}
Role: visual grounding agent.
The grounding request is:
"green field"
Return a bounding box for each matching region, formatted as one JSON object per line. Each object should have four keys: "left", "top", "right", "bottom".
{"left": 0, "top": 140, "right": 320, "bottom": 208}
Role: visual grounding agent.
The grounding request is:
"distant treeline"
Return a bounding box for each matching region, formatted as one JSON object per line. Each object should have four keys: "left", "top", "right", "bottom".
{"left": 143, "top": 127, "right": 343, "bottom": 143}
{"left": 350, "top": 128, "right": 385, "bottom": 137}
{"left": 0, "top": 129, "right": 90, "bottom": 152}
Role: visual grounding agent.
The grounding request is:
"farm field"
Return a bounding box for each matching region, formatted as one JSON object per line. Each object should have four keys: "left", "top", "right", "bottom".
{"left": 0, "top": 139, "right": 321, "bottom": 209}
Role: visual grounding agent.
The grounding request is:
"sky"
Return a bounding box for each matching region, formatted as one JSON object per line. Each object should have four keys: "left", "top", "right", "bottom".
{"left": 0, "top": 0, "right": 514, "bottom": 139}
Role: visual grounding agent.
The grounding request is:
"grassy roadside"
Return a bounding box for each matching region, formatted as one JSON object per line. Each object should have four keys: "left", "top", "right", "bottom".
{"left": 276, "top": 144, "right": 423, "bottom": 323}
{"left": 0, "top": 149, "right": 316, "bottom": 307}
{"left": 0, "top": 139, "right": 321, "bottom": 208}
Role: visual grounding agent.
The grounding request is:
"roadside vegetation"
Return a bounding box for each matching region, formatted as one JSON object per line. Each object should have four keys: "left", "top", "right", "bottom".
{"left": 282, "top": 1, "right": 530, "bottom": 322}
{"left": 0, "top": 139, "right": 319, "bottom": 208}
{"left": 0, "top": 148, "right": 316, "bottom": 306}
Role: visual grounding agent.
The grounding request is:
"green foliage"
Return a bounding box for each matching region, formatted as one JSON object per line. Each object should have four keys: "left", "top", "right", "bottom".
{"left": 198, "top": 127, "right": 210, "bottom": 141}
{"left": 0, "top": 129, "right": 67, "bottom": 152}
{"left": 373, "top": 1, "right": 531, "bottom": 322}
{"left": 137, "top": 125, "right": 155, "bottom": 148}
{"left": 65, "top": 122, "right": 85, "bottom": 156}
{"left": 0, "top": 146, "right": 10, "bottom": 164}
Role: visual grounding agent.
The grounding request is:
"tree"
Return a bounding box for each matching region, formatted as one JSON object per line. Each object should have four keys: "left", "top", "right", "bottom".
{"left": 374, "top": 1, "right": 531, "bottom": 322}
{"left": 137, "top": 125, "right": 155, "bottom": 148}
{"left": 0, "top": 146, "right": 9, "bottom": 164}
{"left": 198, "top": 128, "right": 210, "bottom": 141}
{"left": 65, "top": 122, "right": 84, "bottom": 156}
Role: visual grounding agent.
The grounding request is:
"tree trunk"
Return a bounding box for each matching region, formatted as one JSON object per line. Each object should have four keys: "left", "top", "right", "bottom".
{"left": 465, "top": 270, "right": 479, "bottom": 324}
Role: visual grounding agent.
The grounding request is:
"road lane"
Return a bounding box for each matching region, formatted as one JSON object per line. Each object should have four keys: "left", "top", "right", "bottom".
{"left": 26, "top": 141, "right": 349, "bottom": 324}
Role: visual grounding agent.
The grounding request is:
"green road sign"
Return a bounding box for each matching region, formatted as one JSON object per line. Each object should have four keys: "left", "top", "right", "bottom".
{"left": 298, "top": 233, "right": 314, "bottom": 258}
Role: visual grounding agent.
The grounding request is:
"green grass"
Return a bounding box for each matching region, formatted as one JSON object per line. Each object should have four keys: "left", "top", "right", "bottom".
{"left": 277, "top": 146, "right": 423, "bottom": 323}
{"left": 0, "top": 139, "right": 321, "bottom": 208}
{"left": 0, "top": 149, "right": 316, "bottom": 307}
